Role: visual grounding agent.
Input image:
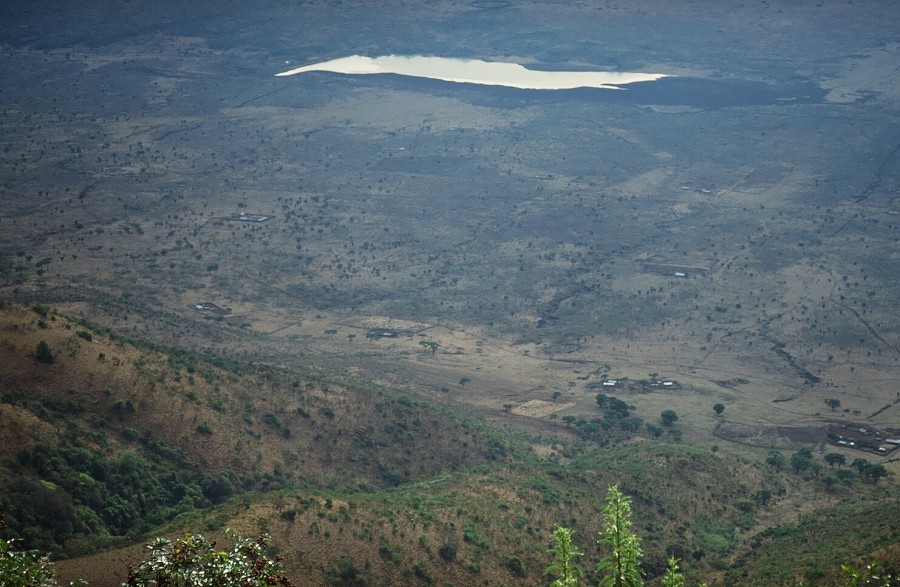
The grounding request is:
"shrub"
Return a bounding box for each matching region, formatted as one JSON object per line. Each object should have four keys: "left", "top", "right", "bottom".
{"left": 503, "top": 555, "right": 527, "bottom": 577}
{"left": 438, "top": 543, "right": 458, "bottom": 563}
{"left": 379, "top": 542, "right": 402, "bottom": 564}
{"left": 31, "top": 304, "right": 51, "bottom": 318}
{"left": 35, "top": 341, "right": 54, "bottom": 364}
{"left": 325, "top": 558, "right": 368, "bottom": 586}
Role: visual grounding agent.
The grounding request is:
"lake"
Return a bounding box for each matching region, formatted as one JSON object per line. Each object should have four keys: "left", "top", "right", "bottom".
{"left": 276, "top": 55, "right": 825, "bottom": 109}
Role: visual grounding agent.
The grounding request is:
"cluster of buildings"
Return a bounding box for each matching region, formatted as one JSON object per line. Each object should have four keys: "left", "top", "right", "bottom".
{"left": 829, "top": 424, "right": 899, "bottom": 455}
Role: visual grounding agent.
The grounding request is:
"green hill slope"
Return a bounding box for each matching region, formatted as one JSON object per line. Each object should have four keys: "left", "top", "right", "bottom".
{"left": 0, "top": 302, "right": 508, "bottom": 556}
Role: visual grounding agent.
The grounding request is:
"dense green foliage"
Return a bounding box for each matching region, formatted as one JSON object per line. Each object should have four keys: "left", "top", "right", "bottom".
{"left": 727, "top": 501, "right": 900, "bottom": 585}
{"left": 1, "top": 441, "right": 238, "bottom": 556}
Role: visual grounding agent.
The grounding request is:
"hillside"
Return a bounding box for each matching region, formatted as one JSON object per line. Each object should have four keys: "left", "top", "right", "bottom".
{"left": 0, "top": 302, "right": 509, "bottom": 556}
{"left": 2, "top": 301, "right": 897, "bottom": 586}
{"left": 52, "top": 444, "right": 900, "bottom": 586}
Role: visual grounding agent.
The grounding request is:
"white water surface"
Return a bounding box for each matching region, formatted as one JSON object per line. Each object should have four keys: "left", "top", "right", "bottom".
{"left": 275, "top": 55, "right": 670, "bottom": 90}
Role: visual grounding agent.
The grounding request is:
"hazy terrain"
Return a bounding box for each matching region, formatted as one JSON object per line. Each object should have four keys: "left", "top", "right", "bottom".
{"left": 1, "top": 0, "right": 899, "bottom": 585}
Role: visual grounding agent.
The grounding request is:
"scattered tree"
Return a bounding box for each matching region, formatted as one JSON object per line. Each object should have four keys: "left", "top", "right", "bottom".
{"left": 837, "top": 469, "right": 857, "bottom": 484}
{"left": 646, "top": 424, "right": 663, "bottom": 438}
{"left": 35, "top": 341, "right": 54, "bottom": 364}
{"left": 825, "top": 398, "right": 841, "bottom": 411}
{"left": 790, "top": 448, "right": 813, "bottom": 473}
{"left": 766, "top": 450, "right": 785, "bottom": 469}
{"left": 753, "top": 488, "right": 773, "bottom": 506}
{"left": 864, "top": 463, "right": 889, "bottom": 485}
{"left": 660, "top": 410, "right": 679, "bottom": 426}
{"left": 713, "top": 403, "right": 725, "bottom": 416}
{"left": 824, "top": 453, "right": 847, "bottom": 468}
{"left": 852, "top": 458, "right": 871, "bottom": 474}
{"left": 419, "top": 340, "right": 440, "bottom": 355}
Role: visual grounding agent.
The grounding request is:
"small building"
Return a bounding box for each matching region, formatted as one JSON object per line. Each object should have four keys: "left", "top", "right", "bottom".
{"left": 366, "top": 328, "right": 400, "bottom": 339}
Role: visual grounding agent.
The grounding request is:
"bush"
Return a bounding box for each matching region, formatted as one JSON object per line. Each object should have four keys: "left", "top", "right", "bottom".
{"left": 31, "top": 304, "right": 51, "bottom": 318}
{"left": 201, "top": 474, "right": 235, "bottom": 504}
{"left": 379, "top": 542, "right": 402, "bottom": 564}
{"left": 503, "top": 554, "right": 527, "bottom": 577}
{"left": 35, "top": 341, "right": 54, "bottom": 364}
{"left": 325, "top": 559, "right": 369, "bottom": 586}
{"left": 438, "top": 542, "right": 458, "bottom": 562}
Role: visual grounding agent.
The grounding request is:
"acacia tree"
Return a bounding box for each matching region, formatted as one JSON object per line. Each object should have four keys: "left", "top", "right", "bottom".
{"left": 864, "top": 463, "right": 889, "bottom": 485}
{"left": 546, "top": 525, "right": 583, "bottom": 587}
{"left": 660, "top": 410, "right": 679, "bottom": 426}
{"left": 825, "top": 453, "right": 847, "bottom": 468}
{"left": 597, "top": 484, "right": 643, "bottom": 587}
{"left": 419, "top": 340, "right": 440, "bottom": 355}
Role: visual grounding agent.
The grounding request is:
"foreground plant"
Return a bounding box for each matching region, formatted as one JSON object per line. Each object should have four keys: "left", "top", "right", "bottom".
{"left": 124, "top": 530, "right": 295, "bottom": 587}
{"left": 546, "top": 525, "right": 583, "bottom": 587}
{"left": 0, "top": 536, "right": 87, "bottom": 587}
{"left": 596, "top": 483, "right": 643, "bottom": 587}
{"left": 842, "top": 561, "right": 895, "bottom": 587}
{"left": 1, "top": 537, "right": 57, "bottom": 587}
{"left": 662, "top": 556, "right": 708, "bottom": 587}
